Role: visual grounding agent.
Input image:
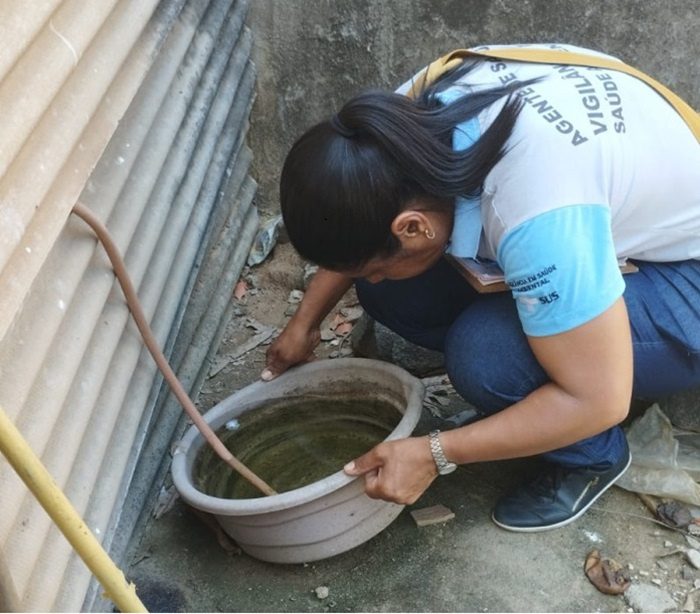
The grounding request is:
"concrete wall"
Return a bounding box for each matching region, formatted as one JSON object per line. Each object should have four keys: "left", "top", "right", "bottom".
{"left": 248, "top": 0, "right": 700, "bottom": 216}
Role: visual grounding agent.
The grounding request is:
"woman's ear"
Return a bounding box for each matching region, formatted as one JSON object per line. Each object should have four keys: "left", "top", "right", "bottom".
{"left": 391, "top": 210, "right": 434, "bottom": 241}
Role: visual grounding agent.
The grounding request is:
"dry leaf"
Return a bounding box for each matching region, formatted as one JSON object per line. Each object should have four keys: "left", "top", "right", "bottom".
{"left": 657, "top": 500, "right": 693, "bottom": 529}
{"left": 329, "top": 312, "right": 345, "bottom": 331}
{"left": 335, "top": 322, "right": 354, "bottom": 336}
{"left": 584, "top": 549, "right": 630, "bottom": 595}
{"left": 233, "top": 280, "right": 248, "bottom": 300}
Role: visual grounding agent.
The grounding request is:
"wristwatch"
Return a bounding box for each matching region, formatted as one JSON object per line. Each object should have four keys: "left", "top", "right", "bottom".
{"left": 429, "top": 430, "right": 457, "bottom": 475}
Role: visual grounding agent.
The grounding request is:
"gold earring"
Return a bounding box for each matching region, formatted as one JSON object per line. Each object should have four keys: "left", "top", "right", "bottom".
{"left": 424, "top": 228, "right": 436, "bottom": 240}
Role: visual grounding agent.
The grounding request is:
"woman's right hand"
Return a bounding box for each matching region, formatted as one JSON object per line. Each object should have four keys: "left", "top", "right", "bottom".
{"left": 262, "top": 320, "right": 321, "bottom": 381}
{"left": 260, "top": 267, "right": 354, "bottom": 381}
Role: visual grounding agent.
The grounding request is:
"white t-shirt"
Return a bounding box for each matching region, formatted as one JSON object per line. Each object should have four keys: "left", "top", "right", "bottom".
{"left": 398, "top": 44, "right": 700, "bottom": 336}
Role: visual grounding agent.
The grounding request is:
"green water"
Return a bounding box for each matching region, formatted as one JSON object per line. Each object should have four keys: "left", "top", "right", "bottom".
{"left": 194, "top": 396, "right": 402, "bottom": 500}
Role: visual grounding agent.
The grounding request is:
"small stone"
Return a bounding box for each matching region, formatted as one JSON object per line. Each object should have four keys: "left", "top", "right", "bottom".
{"left": 314, "top": 586, "right": 329, "bottom": 600}
{"left": 624, "top": 583, "right": 677, "bottom": 613}
{"left": 695, "top": 579, "right": 700, "bottom": 589}
{"left": 686, "top": 549, "right": 700, "bottom": 569}
{"left": 651, "top": 578, "right": 662, "bottom": 585}
{"left": 287, "top": 289, "right": 304, "bottom": 304}
{"left": 320, "top": 327, "right": 335, "bottom": 341}
{"left": 410, "top": 504, "right": 456, "bottom": 527}
{"left": 681, "top": 566, "right": 695, "bottom": 581}
{"left": 664, "top": 540, "right": 674, "bottom": 548}
{"left": 628, "top": 563, "right": 635, "bottom": 571}
{"left": 656, "top": 560, "right": 669, "bottom": 571}
{"left": 639, "top": 570, "right": 650, "bottom": 577}
{"left": 302, "top": 264, "right": 319, "bottom": 289}
{"left": 683, "top": 592, "right": 695, "bottom": 612}
{"left": 688, "top": 524, "right": 700, "bottom": 536}
{"left": 686, "top": 535, "right": 700, "bottom": 550}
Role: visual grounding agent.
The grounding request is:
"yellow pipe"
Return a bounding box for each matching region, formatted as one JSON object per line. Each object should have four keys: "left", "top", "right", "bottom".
{"left": 0, "top": 406, "right": 147, "bottom": 613}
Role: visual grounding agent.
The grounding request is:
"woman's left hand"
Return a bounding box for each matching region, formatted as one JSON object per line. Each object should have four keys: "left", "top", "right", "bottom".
{"left": 343, "top": 436, "right": 438, "bottom": 504}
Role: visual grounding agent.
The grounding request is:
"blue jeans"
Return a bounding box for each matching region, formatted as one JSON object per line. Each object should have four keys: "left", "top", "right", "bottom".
{"left": 356, "top": 258, "right": 700, "bottom": 468}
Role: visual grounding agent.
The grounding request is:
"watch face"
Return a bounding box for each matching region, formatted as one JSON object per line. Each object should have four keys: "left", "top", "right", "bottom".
{"left": 440, "top": 462, "right": 458, "bottom": 475}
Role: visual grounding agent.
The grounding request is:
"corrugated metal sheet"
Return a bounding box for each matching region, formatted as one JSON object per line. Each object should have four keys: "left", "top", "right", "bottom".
{"left": 0, "top": 0, "right": 258, "bottom": 611}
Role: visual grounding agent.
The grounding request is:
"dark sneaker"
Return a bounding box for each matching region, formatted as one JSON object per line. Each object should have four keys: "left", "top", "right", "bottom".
{"left": 492, "top": 445, "right": 632, "bottom": 532}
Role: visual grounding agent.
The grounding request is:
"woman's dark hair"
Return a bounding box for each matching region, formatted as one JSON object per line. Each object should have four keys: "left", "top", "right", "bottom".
{"left": 280, "top": 60, "right": 527, "bottom": 270}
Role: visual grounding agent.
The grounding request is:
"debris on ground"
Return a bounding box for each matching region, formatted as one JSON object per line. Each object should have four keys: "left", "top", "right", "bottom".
{"left": 287, "top": 289, "right": 304, "bottom": 304}
{"left": 247, "top": 215, "right": 284, "bottom": 266}
{"left": 208, "top": 318, "right": 278, "bottom": 377}
{"left": 152, "top": 485, "right": 179, "bottom": 520}
{"left": 334, "top": 321, "right": 354, "bottom": 337}
{"left": 420, "top": 375, "right": 480, "bottom": 425}
{"left": 617, "top": 405, "right": 700, "bottom": 506}
{"left": 583, "top": 530, "right": 603, "bottom": 543}
{"left": 584, "top": 549, "right": 631, "bottom": 595}
{"left": 421, "top": 375, "right": 455, "bottom": 418}
{"left": 313, "top": 586, "right": 329, "bottom": 600}
{"left": 682, "top": 590, "right": 696, "bottom": 612}
{"left": 624, "top": 582, "right": 677, "bottom": 613}
{"left": 686, "top": 549, "right": 700, "bottom": 569}
{"left": 635, "top": 491, "right": 700, "bottom": 536}
{"left": 233, "top": 280, "right": 248, "bottom": 301}
{"left": 410, "top": 504, "right": 456, "bottom": 527}
{"left": 284, "top": 289, "right": 305, "bottom": 316}
{"left": 315, "top": 301, "right": 364, "bottom": 359}
{"left": 686, "top": 535, "right": 700, "bottom": 549}
{"left": 302, "top": 263, "right": 319, "bottom": 289}
{"left": 657, "top": 499, "right": 695, "bottom": 529}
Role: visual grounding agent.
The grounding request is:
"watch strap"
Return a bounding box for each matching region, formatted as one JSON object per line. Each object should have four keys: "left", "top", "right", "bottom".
{"left": 429, "top": 430, "right": 456, "bottom": 474}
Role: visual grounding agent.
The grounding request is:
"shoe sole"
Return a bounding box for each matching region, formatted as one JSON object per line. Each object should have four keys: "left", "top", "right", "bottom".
{"left": 491, "top": 453, "right": 632, "bottom": 533}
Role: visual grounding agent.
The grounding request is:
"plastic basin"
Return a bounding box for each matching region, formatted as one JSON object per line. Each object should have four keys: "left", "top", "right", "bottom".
{"left": 171, "top": 358, "right": 424, "bottom": 563}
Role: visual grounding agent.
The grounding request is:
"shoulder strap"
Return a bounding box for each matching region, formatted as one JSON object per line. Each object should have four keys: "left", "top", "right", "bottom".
{"left": 407, "top": 47, "right": 700, "bottom": 142}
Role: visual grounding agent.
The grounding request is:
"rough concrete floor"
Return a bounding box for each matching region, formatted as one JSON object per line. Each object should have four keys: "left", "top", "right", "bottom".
{"left": 125, "top": 243, "right": 700, "bottom": 613}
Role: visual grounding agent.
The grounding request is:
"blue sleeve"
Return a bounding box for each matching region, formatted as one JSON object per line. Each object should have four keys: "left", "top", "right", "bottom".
{"left": 497, "top": 204, "right": 625, "bottom": 336}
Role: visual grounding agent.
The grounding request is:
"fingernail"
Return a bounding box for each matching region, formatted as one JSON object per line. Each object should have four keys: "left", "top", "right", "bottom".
{"left": 344, "top": 461, "right": 355, "bottom": 473}
{"left": 261, "top": 368, "right": 273, "bottom": 381}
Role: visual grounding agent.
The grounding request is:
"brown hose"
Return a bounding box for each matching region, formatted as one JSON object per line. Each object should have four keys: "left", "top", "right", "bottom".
{"left": 71, "top": 202, "right": 276, "bottom": 497}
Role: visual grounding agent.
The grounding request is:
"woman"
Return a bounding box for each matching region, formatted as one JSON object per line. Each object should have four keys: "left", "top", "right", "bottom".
{"left": 261, "top": 44, "right": 700, "bottom": 532}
